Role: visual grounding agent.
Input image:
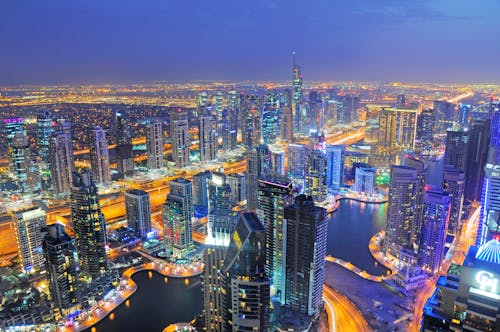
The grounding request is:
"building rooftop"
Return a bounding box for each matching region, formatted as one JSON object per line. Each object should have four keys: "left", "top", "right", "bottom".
{"left": 475, "top": 239, "right": 500, "bottom": 265}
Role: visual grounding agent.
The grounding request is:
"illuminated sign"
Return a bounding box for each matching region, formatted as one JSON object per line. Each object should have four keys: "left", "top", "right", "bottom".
{"left": 476, "top": 271, "right": 498, "bottom": 293}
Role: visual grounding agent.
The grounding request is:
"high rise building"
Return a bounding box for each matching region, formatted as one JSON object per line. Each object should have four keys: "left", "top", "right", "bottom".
{"left": 280, "top": 89, "right": 294, "bottom": 142}
{"left": 170, "top": 111, "right": 190, "bottom": 168}
{"left": 442, "top": 168, "right": 465, "bottom": 237}
{"left": 444, "top": 127, "right": 469, "bottom": 173}
{"left": 246, "top": 144, "right": 271, "bottom": 211}
{"left": 270, "top": 149, "right": 285, "bottom": 176}
{"left": 257, "top": 175, "right": 293, "bottom": 303}
{"left": 325, "top": 145, "right": 344, "bottom": 193}
{"left": 3, "top": 117, "right": 24, "bottom": 170}
{"left": 11, "top": 132, "right": 39, "bottom": 194}
{"left": 193, "top": 171, "right": 211, "bottom": 213}
{"left": 262, "top": 91, "right": 280, "bottom": 144}
{"left": 384, "top": 165, "right": 418, "bottom": 260}
{"left": 340, "top": 95, "right": 360, "bottom": 123}
{"left": 207, "top": 173, "right": 235, "bottom": 245}
{"left": 37, "top": 110, "right": 55, "bottom": 191}
{"left": 163, "top": 178, "right": 193, "bottom": 258}
{"left": 115, "top": 112, "right": 134, "bottom": 177}
{"left": 402, "top": 155, "right": 426, "bottom": 245}
{"left": 42, "top": 223, "right": 78, "bottom": 311}
{"left": 197, "top": 91, "right": 208, "bottom": 117}
{"left": 146, "top": 120, "right": 164, "bottom": 170}
{"left": 415, "top": 109, "right": 434, "bottom": 153}
{"left": 353, "top": 167, "right": 377, "bottom": 195}
{"left": 433, "top": 100, "right": 456, "bottom": 134}
{"left": 459, "top": 103, "right": 471, "bottom": 126}
{"left": 221, "top": 108, "right": 238, "bottom": 151}
{"left": 71, "top": 170, "right": 107, "bottom": 277}
{"left": 396, "top": 94, "right": 406, "bottom": 108}
{"left": 89, "top": 126, "right": 111, "bottom": 183}
{"left": 13, "top": 207, "right": 46, "bottom": 274}
{"left": 222, "top": 212, "right": 270, "bottom": 332}
{"left": 241, "top": 94, "right": 262, "bottom": 148}
{"left": 198, "top": 115, "right": 218, "bottom": 162}
{"left": 50, "top": 130, "right": 74, "bottom": 195}
{"left": 465, "top": 119, "right": 490, "bottom": 202}
{"left": 202, "top": 245, "right": 226, "bottom": 332}
{"left": 125, "top": 189, "right": 152, "bottom": 238}
{"left": 477, "top": 161, "right": 500, "bottom": 245}
{"left": 421, "top": 239, "right": 500, "bottom": 331}
{"left": 288, "top": 143, "right": 307, "bottom": 192}
{"left": 292, "top": 52, "right": 303, "bottom": 134}
{"left": 418, "top": 189, "right": 450, "bottom": 275}
{"left": 304, "top": 149, "right": 327, "bottom": 202}
{"left": 213, "top": 90, "right": 224, "bottom": 124}
{"left": 283, "top": 195, "right": 328, "bottom": 318}
{"left": 226, "top": 173, "right": 246, "bottom": 204}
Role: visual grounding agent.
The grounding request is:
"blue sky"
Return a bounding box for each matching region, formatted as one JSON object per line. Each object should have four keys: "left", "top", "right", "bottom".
{"left": 0, "top": 0, "right": 499, "bottom": 85}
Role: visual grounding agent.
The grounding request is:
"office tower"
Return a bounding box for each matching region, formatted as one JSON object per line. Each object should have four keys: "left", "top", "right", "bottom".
{"left": 297, "top": 102, "right": 310, "bottom": 136}
{"left": 325, "top": 145, "right": 344, "bottom": 193}
{"left": 459, "top": 104, "right": 471, "bottom": 125}
{"left": 115, "top": 112, "right": 134, "bottom": 177}
{"left": 202, "top": 245, "right": 226, "bottom": 332}
{"left": 241, "top": 94, "right": 262, "bottom": 148}
{"left": 402, "top": 155, "right": 426, "bottom": 245}
{"left": 416, "top": 109, "right": 435, "bottom": 152}
{"left": 353, "top": 167, "right": 377, "bottom": 195}
{"left": 193, "top": 171, "right": 211, "bottom": 213}
{"left": 465, "top": 119, "right": 490, "bottom": 202}
{"left": 340, "top": 95, "right": 360, "bottom": 123}
{"left": 42, "top": 224, "right": 78, "bottom": 311}
{"left": 57, "top": 119, "right": 71, "bottom": 134}
{"left": 207, "top": 173, "right": 235, "bottom": 244}
{"left": 325, "top": 99, "right": 341, "bottom": 126}
{"left": 418, "top": 189, "right": 450, "bottom": 275}
{"left": 170, "top": 111, "right": 190, "bottom": 168}
{"left": 226, "top": 173, "right": 246, "bottom": 204}
{"left": 397, "top": 94, "right": 406, "bottom": 108}
{"left": 280, "top": 89, "right": 294, "bottom": 142}
{"left": 384, "top": 165, "right": 418, "bottom": 260}
{"left": 304, "top": 149, "right": 327, "bottom": 202}
{"left": 146, "top": 120, "right": 164, "bottom": 170}
{"left": 444, "top": 127, "right": 469, "bottom": 173}
{"left": 213, "top": 90, "right": 224, "bottom": 123}
{"left": 222, "top": 212, "right": 270, "bottom": 332}
{"left": 37, "top": 110, "right": 54, "bottom": 191}
{"left": 13, "top": 207, "right": 46, "bottom": 273}
{"left": 257, "top": 175, "right": 293, "bottom": 303}
{"left": 227, "top": 90, "right": 239, "bottom": 114}
{"left": 271, "top": 149, "right": 285, "bottom": 176}
{"left": 375, "top": 107, "right": 417, "bottom": 165}
{"left": 4, "top": 117, "right": 25, "bottom": 174}
{"left": 288, "top": 143, "right": 307, "bottom": 191}
{"left": 283, "top": 195, "right": 328, "bottom": 318}
{"left": 163, "top": 178, "right": 193, "bottom": 258}
{"left": 477, "top": 160, "right": 500, "bottom": 245}
{"left": 221, "top": 108, "right": 238, "bottom": 151}
{"left": 421, "top": 239, "right": 500, "bottom": 331}
{"left": 246, "top": 144, "right": 271, "bottom": 211}
{"left": 262, "top": 91, "right": 280, "bottom": 144}
{"left": 71, "top": 170, "right": 107, "bottom": 277}
{"left": 125, "top": 189, "right": 152, "bottom": 238}
{"left": 197, "top": 91, "right": 208, "bottom": 117}
{"left": 309, "top": 91, "right": 324, "bottom": 131}
{"left": 292, "top": 52, "right": 303, "bottom": 133}
{"left": 89, "top": 126, "right": 111, "bottom": 183}
{"left": 199, "top": 115, "right": 218, "bottom": 162}
{"left": 50, "top": 130, "right": 74, "bottom": 195}
{"left": 442, "top": 168, "right": 465, "bottom": 237}
{"left": 433, "top": 100, "right": 456, "bottom": 134}
{"left": 11, "top": 132, "right": 38, "bottom": 194}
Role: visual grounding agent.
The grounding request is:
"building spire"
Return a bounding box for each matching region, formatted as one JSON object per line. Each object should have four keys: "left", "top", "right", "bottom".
{"left": 292, "top": 51, "right": 296, "bottom": 67}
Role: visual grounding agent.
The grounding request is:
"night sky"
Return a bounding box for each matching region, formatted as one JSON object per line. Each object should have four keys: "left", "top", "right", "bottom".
{"left": 1, "top": 0, "right": 499, "bottom": 85}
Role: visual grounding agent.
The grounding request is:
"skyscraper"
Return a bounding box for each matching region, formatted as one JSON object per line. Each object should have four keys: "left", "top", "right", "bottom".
{"left": 13, "top": 207, "right": 46, "bottom": 274}
{"left": 353, "top": 167, "right": 377, "bottom": 195}
{"left": 42, "top": 223, "right": 78, "bottom": 311}
{"left": 465, "top": 119, "right": 490, "bottom": 202}
{"left": 415, "top": 109, "right": 434, "bottom": 153}
{"left": 241, "top": 94, "right": 261, "bottom": 148}
{"left": 50, "top": 130, "right": 74, "bottom": 195}
{"left": 163, "top": 178, "right": 193, "bottom": 258}
{"left": 125, "top": 189, "right": 152, "bottom": 238}
{"left": 37, "top": 110, "right": 54, "bottom": 191}
{"left": 280, "top": 89, "right": 294, "bottom": 142}
{"left": 270, "top": 149, "right": 285, "bottom": 176}
{"left": 444, "top": 127, "right": 469, "bottom": 173}
{"left": 304, "top": 149, "right": 327, "bottom": 202}
{"left": 325, "top": 144, "right": 344, "bottom": 193}
{"left": 193, "top": 171, "right": 211, "bottom": 213}
{"left": 207, "top": 173, "right": 235, "bottom": 245}
{"left": 262, "top": 91, "right": 280, "bottom": 144}
{"left": 292, "top": 52, "right": 303, "bottom": 134}
{"left": 340, "top": 95, "right": 360, "bottom": 123}
{"left": 283, "top": 195, "right": 328, "bottom": 318}
{"left": 3, "top": 117, "right": 24, "bottom": 171}
{"left": 226, "top": 173, "right": 247, "bottom": 204}
{"left": 198, "top": 115, "right": 218, "bottom": 162}
{"left": 442, "top": 168, "right": 465, "bottom": 237}
{"left": 418, "top": 189, "right": 450, "bottom": 275}
{"left": 89, "top": 126, "right": 111, "bottom": 183}
{"left": 202, "top": 245, "right": 226, "bottom": 332}
{"left": 222, "top": 212, "right": 270, "bottom": 332}
{"left": 288, "top": 143, "right": 307, "bottom": 192}
{"left": 402, "top": 155, "right": 426, "bottom": 245}
{"left": 115, "top": 112, "right": 134, "bottom": 177}
{"left": 170, "top": 111, "right": 190, "bottom": 168}
{"left": 257, "top": 175, "right": 293, "bottom": 303}
{"left": 396, "top": 94, "right": 406, "bottom": 108}
{"left": 246, "top": 144, "right": 271, "bottom": 211}
{"left": 146, "top": 120, "right": 164, "bottom": 170}
{"left": 11, "top": 132, "right": 39, "bottom": 194}
{"left": 71, "top": 170, "right": 107, "bottom": 277}
{"left": 433, "top": 100, "right": 456, "bottom": 134}
{"left": 221, "top": 108, "right": 238, "bottom": 151}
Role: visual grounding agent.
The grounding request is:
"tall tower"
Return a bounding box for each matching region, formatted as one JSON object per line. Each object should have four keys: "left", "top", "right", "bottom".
{"left": 71, "top": 170, "right": 107, "bottom": 277}
{"left": 13, "top": 207, "right": 46, "bottom": 274}
{"left": 222, "top": 212, "right": 270, "bottom": 332}
{"left": 125, "top": 189, "right": 152, "bottom": 238}
{"left": 193, "top": 171, "right": 212, "bottom": 213}
{"left": 284, "top": 195, "right": 328, "bottom": 319}
{"left": 292, "top": 52, "right": 303, "bottom": 134}
{"left": 280, "top": 89, "right": 294, "bottom": 142}
{"left": 50, "top": 130, "right": 74, "bottom": 195}
{"left": 170, "top": 111, "right": 190, "bottom": 168}
{"left": 115, "top": 112, "right": 134, "bottom": 177}
{"left": 42, "top": 223, "right": 78, "bottom": 311}
{"left": 89, "top": 126, "right": 111, "bottom": 183}
{"left": 418, "top": 189, "right": 450, "bottom": 275}
{"left": 37, "top": 110, "right": 54, "bottom": 191}
{"left": 207, "top": 173, "right": 235, "bottom": 245}
{"left": 3, "top": 117, "right": 24, "bottom": 172}
{"left": 465, "top": 119, "right": 490, "bottom": 202}
{"left": 257, "top": 175, "right": 293, "bottom": 303}
{"left": 262, "top": 91, "right": 280, "bottom": 144}
{"left": 304, "top": 149, "right": 327, "bottom": 202}
{"left": 246, "top": 144, "right": 271, "bottom": 211}
{"left": 288, "top": 143, "right": 307, "bottom": 192}
{"left": 442, "top": 168, "right": 465, "bottom": 237}
{"left": 199, "top": 115, "right": 218, "bottom": 162}
{"left": 444, "top": 127, "right": 469, "bottom": 173}
{"left": 146, "top": 120, "right": 164, "bottom": 170}
{"left": 325, "top": 145, "right": 345, "bottom": 193}
{"left": 241, "top": 94, "right": 261, "bottom": 148}
{"left": 416, "top": 109, "right": 435, "bottom": 153}
{"left": 11, "top": 132, "right": 40, "bottom": 194}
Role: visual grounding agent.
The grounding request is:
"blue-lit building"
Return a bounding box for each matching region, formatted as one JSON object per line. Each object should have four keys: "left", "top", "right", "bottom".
{"left": 124, "top": 189, "right": 152, "bottom": 238}
{"left": 193, "top": 171, "right": 211, "bottom": 215}
{"left": 304, "top": 149, "right": 327, "bottom": 202}
{"left": 288, "top": 143, "right": 307, "bottom": 193}
{"left": 37, "top": 110, "right": 55, "bottom": 191}
{"left": 262, "top": 91, "right": 280, "bottom": 144}
{"left": 246, "top": 144, "right": 271, "bottom": 211}
{"left": 325, "top": 144, "right": 344, "bottom": 193}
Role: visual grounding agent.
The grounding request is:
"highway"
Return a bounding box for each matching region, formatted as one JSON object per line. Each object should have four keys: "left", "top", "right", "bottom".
{"left": 323, "top": 285, "right": 371, "bottom": 332}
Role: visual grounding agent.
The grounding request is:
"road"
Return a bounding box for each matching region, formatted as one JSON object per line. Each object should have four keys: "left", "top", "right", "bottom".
{"left": 323, "top": 285, "right": 371, "bottom": 332}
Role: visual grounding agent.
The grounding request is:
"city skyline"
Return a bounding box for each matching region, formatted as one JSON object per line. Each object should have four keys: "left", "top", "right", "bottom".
{"left": 1, "top": 1, "right": 499, "bottom": 85}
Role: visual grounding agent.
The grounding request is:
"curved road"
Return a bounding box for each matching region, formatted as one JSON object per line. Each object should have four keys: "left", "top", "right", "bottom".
{"left": 324, "top": 285, "right": 371, "bottom": 332}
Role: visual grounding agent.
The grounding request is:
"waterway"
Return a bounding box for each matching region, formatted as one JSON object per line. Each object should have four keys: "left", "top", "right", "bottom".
{"left": 88, "top": 271, "right": 202, "bottom": 332}
{"left": 327, "top": 199, "right": 389, "bottom": 275}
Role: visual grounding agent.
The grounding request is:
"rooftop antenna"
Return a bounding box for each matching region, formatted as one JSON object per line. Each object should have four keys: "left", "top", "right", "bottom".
{"left": 293, "top": 51, "right": 296, "bottom": 67}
